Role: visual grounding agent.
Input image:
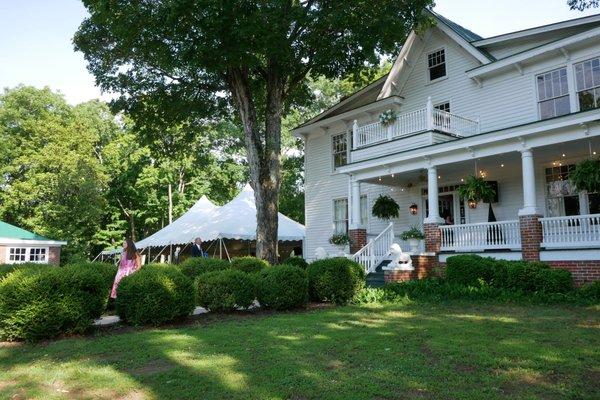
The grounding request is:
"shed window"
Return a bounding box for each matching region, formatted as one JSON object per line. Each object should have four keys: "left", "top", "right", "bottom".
{"left": 428, "top": 49, "right": 446, "bottom": 81}
{"left": 8, "top": 248, "right": 27, "bottom": 263}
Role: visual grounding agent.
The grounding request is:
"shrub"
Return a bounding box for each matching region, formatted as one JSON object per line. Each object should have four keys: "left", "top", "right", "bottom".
{"left": 0, "top": 263, "right": 49, "bottom": 279}
{"left": 445, "top": 255, "right": 496, "bottom": 286}
{"left": 116, "top": 264, "right": 195, "bottom": 326}
{"left": 178, "top": 257, "right": 229, "bottom": 280}
{"left": 196, "top": 269, "right": 256, "bottom": 311}
{"left": 578, "top": 281, "right": 600, "bottom": 302}
{"left": 282, "top": 256, "right": 309, "bottom": 270}
{"left": 307, "top": 257, "right": 365, "bottom": 305}
{"left": 230, "top": 257, "right": 269, "bottom": 273}
{"left": 0, "top": 264, "right": 112, "bottom": 341}
{"left": 257, "top": 265, "right": 308, "bottom": 310}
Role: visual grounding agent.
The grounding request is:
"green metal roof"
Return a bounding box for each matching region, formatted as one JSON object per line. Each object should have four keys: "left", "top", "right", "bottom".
{"left": 0, "top": 221, "right": 52, "bottom": 241}
{"left": 432, "top": 12, "right": 483, "bottom": 42}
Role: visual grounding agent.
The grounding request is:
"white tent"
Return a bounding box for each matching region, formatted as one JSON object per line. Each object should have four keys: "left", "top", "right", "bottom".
{"left": 198, "top": 184, "right": 305, "bottom": 242}
{"left": 135, "top": 195, "right": 219, "bottom": 249}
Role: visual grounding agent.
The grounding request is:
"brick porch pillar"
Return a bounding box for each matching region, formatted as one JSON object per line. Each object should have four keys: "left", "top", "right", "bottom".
{"left": 349, "top": 229, "right": 367, "bottom": 254}
{"left": 424, "top": 223, "right": 442, "bottom": 253}
{"left": 519, "top": 215, "right": 542, "bottom": 261}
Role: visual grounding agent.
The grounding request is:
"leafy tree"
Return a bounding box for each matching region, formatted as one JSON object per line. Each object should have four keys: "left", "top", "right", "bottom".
{"left": 568, "top": 0, "right": 599, "bottom": 10}
{"left": 74, "top": 0, "right": 431, "bottom": 263}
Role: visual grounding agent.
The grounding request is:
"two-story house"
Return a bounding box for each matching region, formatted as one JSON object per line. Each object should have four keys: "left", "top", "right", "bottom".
{"left": 293, "top": 11, "right": 600, "bottom": 285}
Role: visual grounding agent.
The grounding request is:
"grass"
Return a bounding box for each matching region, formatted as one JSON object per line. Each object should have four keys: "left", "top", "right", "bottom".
{"left": 1, "top": 302, "right": 599, "bottom": 399}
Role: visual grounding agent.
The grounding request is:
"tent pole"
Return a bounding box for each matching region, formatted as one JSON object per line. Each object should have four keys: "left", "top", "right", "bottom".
{"left": 147, "top": 247, "right": 151, "bottom": 265}
{"left": 151, "top": 245, "right": 168, "bottom": 263}
{"left": 219, "top": 238, "right": 222, "bottom": 259}
{"left": 169, "top": 242, "right": 173, "bottom": 264}
{"left": 223, "top": 240, "right": 231, "bottom": 261}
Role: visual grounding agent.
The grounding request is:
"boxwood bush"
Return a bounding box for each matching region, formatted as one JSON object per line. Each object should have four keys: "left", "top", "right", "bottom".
{"left": 579, "top": 281, "right": 600, "bottom": 302}
{"left": 178, "top": 257, "right": 229, "bottom": 280}
{"left": 281, "top": 256, "right": 309, "bottom": 270}
{"left": 116, "top": 264, "right": 195, "bottom": 326}
{"left": 307, "top": 257, "right": 365, "bottom": 305}
{"left": 0, "top": 263, "right": 113, "bottom": 341}
{"left": 230, "top": 256, "right": 269, "bottom": 273}
{"left": 0, "top": 263, "right": 49, "bottom": 279}
{"left": 257, "top": 264, "right": 308, "bottom": 310}
{"left": 196, "top": 269, "right": 256, "bottom": 311}
{"left": 445, "top": 255, "right": 497, "bottom": 286}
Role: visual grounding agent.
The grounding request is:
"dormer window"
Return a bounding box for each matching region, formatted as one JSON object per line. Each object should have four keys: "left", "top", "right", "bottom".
{"left": 428, "top": 49, "right": 446, "bottom": 81}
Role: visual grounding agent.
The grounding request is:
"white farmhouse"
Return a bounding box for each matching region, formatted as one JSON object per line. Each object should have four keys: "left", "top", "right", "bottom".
{"left": 293, "top": 11, "right": 600, "bottom": 286}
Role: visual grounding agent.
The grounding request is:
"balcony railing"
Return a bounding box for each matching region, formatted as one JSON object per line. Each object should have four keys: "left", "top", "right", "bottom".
{"left": 540, "top": 213, "right": 600, "bottom": 249}
{"left": 352, "top": 98, "right": 479, "bottom": 149}
{"left": 440, "top": 220, "right": 521, "bottom": 252}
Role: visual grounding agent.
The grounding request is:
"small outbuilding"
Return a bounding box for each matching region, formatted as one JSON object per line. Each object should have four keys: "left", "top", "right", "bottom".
{"left": 0, "top": 221, "right": 66, "bottom": 265}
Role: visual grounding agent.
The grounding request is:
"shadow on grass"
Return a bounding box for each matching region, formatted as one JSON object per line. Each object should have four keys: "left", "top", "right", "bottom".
{"left": 0, "top": 302, "right": 599, "bottom": 400}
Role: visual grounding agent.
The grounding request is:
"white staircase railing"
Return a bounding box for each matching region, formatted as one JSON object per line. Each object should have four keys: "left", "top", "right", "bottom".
{"left": 540, "top": 213, "right": 600, "bottom": 249}
{"left": 440, "top": 220, "right": 521, "bottom": 252}
{"left": 352, "top": 222, "right": 395, "bottom": 274}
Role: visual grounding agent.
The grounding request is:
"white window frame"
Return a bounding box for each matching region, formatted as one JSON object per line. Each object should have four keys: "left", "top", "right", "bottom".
{"left": 332, "top": 197, "right": 349, "bottom": 235}
{"left": 360, "top": 194, "right": 368, "bottom": 227}
{"left": 535, "top": 66, "right": 570, "bottom": 120}
{"left": 434, "top": 101, "right": 451, "bottom": 113}
{"left": 6, "top": 247, "right": 49, "bottom": 264}
{"left": 427, "top": 48, "right": 447, "bottom": 83}
{"left": 574, "top": 56, "right": 600, "bottom": 112}
{"left": 331, "top": 131, "right": 349, "bottom": 171}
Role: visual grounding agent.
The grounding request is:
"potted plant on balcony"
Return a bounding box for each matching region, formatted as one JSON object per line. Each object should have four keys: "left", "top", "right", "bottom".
{"left": 329, "top": 233, "right": 350, "bottom": 255}
{"left": 372, "top": 194, "right": 399, "bottom": 220}
{"left": 400, "top": 226, "right": 425, "bottom": 253}
{"left": 379, "top": 109, "right": 397, "bottom": 127}
{"left": 570, "top": 159, "right": 600, "bottom": 194}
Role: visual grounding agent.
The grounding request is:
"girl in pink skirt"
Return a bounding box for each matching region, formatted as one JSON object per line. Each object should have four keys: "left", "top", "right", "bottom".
{"left": 111, "top": 238, "right": 142, "bottom": 298}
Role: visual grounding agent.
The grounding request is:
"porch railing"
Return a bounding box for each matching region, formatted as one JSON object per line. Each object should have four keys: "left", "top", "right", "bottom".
{"left": 352, "top": 222, "right": 394, "bottom": 274}
{"left": 540, "top": 213, "right": 600, "bottom": 249}
{"left": 440, "top": 220, "right": 521, "bottom": 252}
{"left": 352, "top": 98, "right": 479, "bottom": 149}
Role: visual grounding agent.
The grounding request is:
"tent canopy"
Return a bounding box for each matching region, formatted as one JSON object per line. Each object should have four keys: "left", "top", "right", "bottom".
{"left": 133, "top": 185, "right": 304, "bottom": 249}
{"left": 135, "top": 195, "right": 218, "bottom": 249}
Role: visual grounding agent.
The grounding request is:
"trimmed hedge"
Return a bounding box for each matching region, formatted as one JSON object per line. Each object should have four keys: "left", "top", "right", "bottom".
{"left": 116, "top": 264, "right": 195, "bottom": 326}
{"left": 307, "top": 257, "right": 365, "bottom": 305}
{"left": 196, "top": 269, "right": 256, "bottom": 311}
{"left": 178, "top": 257, "right": 229, "bottom": 280}
{"left": 230, "top": 257, "right": 269, "bottom": 273}
{"left": 0, "top": 263, "right": 114, "bottom": 341}
{"left": 446, "top": 255, "right": 573, "bottom": 294}
{"left": 258, "top": 265, "right": 308, "bottom": 310}
{"left": 579, "top": 281, "right": 600, "bottom": 302}
{"left": 0, "top": 263, "right": 49, "bottom": 279}
{"left": 281, "top": 256, "right": 309, "bottom": 270}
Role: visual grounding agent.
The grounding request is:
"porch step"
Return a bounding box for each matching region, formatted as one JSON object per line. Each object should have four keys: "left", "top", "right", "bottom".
{"left": 365, "top": 260, "right": 389, "bottom": 288}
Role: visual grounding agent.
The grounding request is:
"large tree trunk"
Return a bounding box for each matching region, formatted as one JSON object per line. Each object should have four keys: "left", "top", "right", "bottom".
{"left": 227, "top": 65, "right": 282, "bottom": 264}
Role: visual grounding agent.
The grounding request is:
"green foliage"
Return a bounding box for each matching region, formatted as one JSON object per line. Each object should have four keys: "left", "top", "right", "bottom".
{"left": 116, "top": 264, "right": 195, "bottom": 326}
{"left": 445, "top": 255, "right": 497, "bottom": 286}
{"left": 230, "top": 257, "right": 269, "bottom": 273}
{"left": 178, "top": 257, "right": 230, "bottom": 280}
{"left": 371, "top": 195, "right": 400, "bottom": 220}
{"left": 329, "top": 234, "right": 350, "bottom": 246}
{"left": 257, "top": 265, "right": 308, "bottom": 310}
{"left": 457, "top": 176, "right": 496, "bottom": 204}
{"left": 0, "top": 263, "right": 113, "bottom": 341}
{"left": 578, "top": 281, "right": 600, "bottom": 302}
{"left": 400, "top": 226, "right": 425, "bottom": 240}
{"left": 196, "top": 269, "right": 256, "bottom": 312}
{"left": 281, "top": 256, "right": 309, "bottom": 269}
{"left": 570, "top": 159, "right": 600, "bottom": 194}
{"left": 0, "top": 263, "right": 49, "bottom": 279}
{"left": 307, "top": 257, "right": 365, "bottom": 305}
{"left": 568, "top": 0, "right": 599, "bottom": 11}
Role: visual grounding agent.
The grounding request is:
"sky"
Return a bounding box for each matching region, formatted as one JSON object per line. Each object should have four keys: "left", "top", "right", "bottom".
{"left": 0, "top": 0, "right": 599, "bottom": 105}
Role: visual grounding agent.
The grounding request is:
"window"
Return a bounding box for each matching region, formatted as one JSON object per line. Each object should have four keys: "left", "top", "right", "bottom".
{"left": 434, "top": 102, "right": 450, "bottom": 113}
{"left": 8, "top": 248, "right": 26, "bottom": 263}
{"left": 545, "top": 164, "right": 580, "bottom": 217}
{"left": 332, "top": 132, "right": 348, "bottom": 169}
{"left": 428, "top": 49, "right": 446, "bottom": 81}
{"left": 574, "top": 57, "right": 600, "bottom": 111}
{"left": 536, "top": 67, "right": 570, "bottom": 119}
{"left": 360, "top": 195, "right": 368, "bottom": 226}
{"left": 333, "top": 198, "right": 348, "bottom": 234}
{"left": 29, "top": 248, "right": 47, "bottom": 262}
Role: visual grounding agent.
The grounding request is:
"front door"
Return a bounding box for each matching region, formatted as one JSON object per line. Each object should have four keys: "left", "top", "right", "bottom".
{"left": 439, "top": 194, "right": 454, "bottom": 225}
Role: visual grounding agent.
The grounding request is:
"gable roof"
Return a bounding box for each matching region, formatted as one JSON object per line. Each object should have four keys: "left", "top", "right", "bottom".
{"left": 433, "top": 12, "right": 483, "bottom": 42}
{"left": 0, "top": 221, "right": 66, "bottom": 245}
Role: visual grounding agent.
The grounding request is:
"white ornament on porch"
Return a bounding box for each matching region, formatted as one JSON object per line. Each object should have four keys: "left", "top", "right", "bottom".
{"left": 382, "top": 243, "right": 413, "bottom": 271}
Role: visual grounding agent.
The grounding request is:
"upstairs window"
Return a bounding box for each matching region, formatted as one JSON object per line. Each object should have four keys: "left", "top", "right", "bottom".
{"left": 332, "top": 132, "right": 348, "bottom": 169}
{"left": 574, "top": 57, "right": 600, "bottom": 111}
{"left": 536, "top": 67, "right": 570, "bottom": 120}
{"left": 333, "top": 198, "right": 348, "bottom": 234}
{"left": 428, "top": 49, "right": 446, "bottom": 81}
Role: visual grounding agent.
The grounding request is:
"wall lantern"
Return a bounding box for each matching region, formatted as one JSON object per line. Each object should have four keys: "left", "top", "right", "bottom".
{"left": 409, "top": 203, "right": 418, "bottom": 215}
{"left": 468, "top": 199, "right": 478, "bottom": 209}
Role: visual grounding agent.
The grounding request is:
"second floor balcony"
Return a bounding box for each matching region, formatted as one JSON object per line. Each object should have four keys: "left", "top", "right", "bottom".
{"left": 352, "top": 98, "right": 480, "bottom": 150}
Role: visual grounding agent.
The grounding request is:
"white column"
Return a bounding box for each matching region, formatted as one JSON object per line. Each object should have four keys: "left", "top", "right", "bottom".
{"left": 518, "top": 149, "right": 540, "bottom": 216}
{"left": 349, "top": 179, "right": 362, "bottom": 229}
{"left": 426, "top": 96, "right": 434, "bottom": 131}
{"left": 424, "top": 166, "right": 444, "bottom": 224}
{"left": 352, "top": 120, "right": 359, "bottom": 150}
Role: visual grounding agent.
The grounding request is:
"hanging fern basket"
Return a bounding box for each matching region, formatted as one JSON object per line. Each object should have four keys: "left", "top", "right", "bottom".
{"left": 372, "top": 195, "right": 400, "bottom": 220}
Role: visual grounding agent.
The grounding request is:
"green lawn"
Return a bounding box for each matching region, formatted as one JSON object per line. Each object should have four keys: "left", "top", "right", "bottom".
{"left": 1, "top": 302, "right": 599, "bottom": 400}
